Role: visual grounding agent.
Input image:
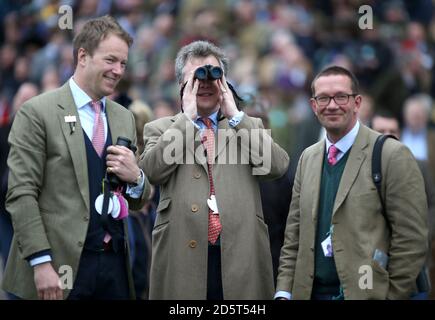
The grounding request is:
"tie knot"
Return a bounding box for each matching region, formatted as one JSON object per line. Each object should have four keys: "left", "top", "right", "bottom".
{"left": 328, "top": 144, "right": 339, "bottom": 165}
{"left": 329, "top": 145, "right": 339, "bottom": 157}
{"left": 90, "top": 100, "right": 102, "bottom": 114}
{"left": 200, "top": 117, "right": 213, "bottom": 130}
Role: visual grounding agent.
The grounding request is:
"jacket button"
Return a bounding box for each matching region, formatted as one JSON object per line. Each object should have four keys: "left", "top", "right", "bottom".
{"left": 83, "top": 216, "right": 89, "bottom": 221}
{"left": 310, "top": 246, "right": 314, "bottom": 252}
{"left": 191, "top": 204, "right": 199, "bottom": 212}
{"left": 189, "top": 240, "right": 197, "bottom": 248}
{"left": 78, "top": 241, "right": 84, "bottom": 247}
{"left": 193, "top": 171, "right": 201, "bottom": 179}
{"left": 310, "top": 274, "right": 314, "bottom": 279}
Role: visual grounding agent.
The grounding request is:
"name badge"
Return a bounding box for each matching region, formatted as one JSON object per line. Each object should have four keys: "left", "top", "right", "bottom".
{"left": 321, "top": 235, "right": 333, "bottom": 257}
{"left": 207, "top": 195, "right": 219, "bottom": 214}
{"left": 64, "top": 115, "right": 76, "bottom": 123}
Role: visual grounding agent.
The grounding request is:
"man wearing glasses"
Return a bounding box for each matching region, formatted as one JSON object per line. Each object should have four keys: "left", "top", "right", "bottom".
{"left": 275, "top": 66, "right": 428, "bottom": 299}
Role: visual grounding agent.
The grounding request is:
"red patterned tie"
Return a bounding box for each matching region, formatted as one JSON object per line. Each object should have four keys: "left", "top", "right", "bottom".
{"left": 200, "top": 118, "right": 221, "bottom": 244}
{"left": 328, "top": 144, "right": 339, "bottom": 166}
{"left": 90, "top": 101, "right": 105, "bottom": 157}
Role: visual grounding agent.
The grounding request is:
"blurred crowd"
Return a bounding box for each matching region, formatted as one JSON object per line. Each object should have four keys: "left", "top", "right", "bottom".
{"left": 1, "top": 0, "right": 435, "bottom": 299}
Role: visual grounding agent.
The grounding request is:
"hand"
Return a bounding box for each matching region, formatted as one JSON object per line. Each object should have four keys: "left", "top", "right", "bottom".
{"left": 182, "top": 71, "right": 199, "bottom": 120}
{"left": 217, "top": 75, "right": 238, "bottom": 119}
{"left": 106, "top": 145, "right": 141, "bottom": 184}
{"left": 34, "top": 262, "right": 63, "bottom": 300}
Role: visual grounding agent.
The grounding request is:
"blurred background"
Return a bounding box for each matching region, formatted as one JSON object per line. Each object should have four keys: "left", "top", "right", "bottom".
{"left": 1, "top": 0, "right": 435, "bottom": 300}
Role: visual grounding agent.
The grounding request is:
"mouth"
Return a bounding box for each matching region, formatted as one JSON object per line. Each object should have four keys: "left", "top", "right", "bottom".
{"left": 197, "top": 92, "right": 214, "bottom": 97}
{"left": 103, "top": 75, "right": 118, "bottom": 84}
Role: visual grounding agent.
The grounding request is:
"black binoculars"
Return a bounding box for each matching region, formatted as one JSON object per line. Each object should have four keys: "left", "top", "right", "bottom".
{"left": 194, "top": 65, "right": 223, "bottom": 81}
{"left": 107, "top": 136, "right": 137, "bottom": 189}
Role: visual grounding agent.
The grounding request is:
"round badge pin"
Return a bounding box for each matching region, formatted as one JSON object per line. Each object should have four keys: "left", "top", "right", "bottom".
{"left": 95, "top": 194, "right": 114, "bottom": 215}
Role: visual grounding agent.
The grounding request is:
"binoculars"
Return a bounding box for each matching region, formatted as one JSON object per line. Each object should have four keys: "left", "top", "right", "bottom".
{"left": 194, "top": 65, "right": 223, "bottom": 81}
{"left": 107, "top": 136, "right": 137, "bottom": 189}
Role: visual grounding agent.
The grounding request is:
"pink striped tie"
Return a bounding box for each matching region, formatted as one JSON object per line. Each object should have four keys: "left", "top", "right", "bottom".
{"left": 328, "top": 145, "right": 339, "bottom": 166}
{"left": 90, "top": 101, "right": 111, "bottom": 243}
{"left": 90, "top": 101, "right": 105, "bottom": 157}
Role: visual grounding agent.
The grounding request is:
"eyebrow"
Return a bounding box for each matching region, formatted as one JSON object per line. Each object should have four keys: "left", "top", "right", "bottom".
{"left": 105, "top": 54, "right": 127, "bottom": 63}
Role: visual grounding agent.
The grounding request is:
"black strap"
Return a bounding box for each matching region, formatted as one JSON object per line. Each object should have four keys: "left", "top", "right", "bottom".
{"left": 101, "top": 177, "right": 111, "bottom": 231}
{"left": 371, "top": 134, "right": 398, "bottom": 231}
{"left": 372, "top": 134, "right": 430, "bottom": 294}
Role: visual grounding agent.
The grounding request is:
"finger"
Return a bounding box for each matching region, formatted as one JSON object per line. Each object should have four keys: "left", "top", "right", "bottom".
{"left": 107, "top": 166, "right": 117, "bottom": 174}
{"left": 184, "top": 71, "right": 195, "bottom": 93}
{"left": 49, "top": 288, "right": 58, "bottom": 300}
{"left": 37, "top": 289, "right": 44, "bottom": 300}
{"left": 217, "top": 79, "right": 227, "bottom": 94}
{"left": 56, "top": 286, "right": 63, "bottom": 300}
{"left": 42, "top": 288, "right": 50, "bottom": 300}
{"left": 192, "top": 79, "right": 199, "bottom": 95}
{"left": 107, "top": 145, "right": 127, "bottom": 155}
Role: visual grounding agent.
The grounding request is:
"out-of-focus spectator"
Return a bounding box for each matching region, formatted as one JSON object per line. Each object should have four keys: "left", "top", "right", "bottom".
{"left": 0, "top": 82, "right": 39, "bottom": 300}
{"left": 152, "top": 97, "right": 177, "bottom": 119}
{"left": 401, "top": 93, "right": 435, "bottom": 181}
{"left": 129, "top": 99, "right": 154, "bottom": 156}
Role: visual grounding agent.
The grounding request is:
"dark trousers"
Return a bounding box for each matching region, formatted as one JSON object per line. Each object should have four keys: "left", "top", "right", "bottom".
{"left": 207, "top": 244, "right": 223, "bottom": 300}
{"left": 67, "top": 248, "right": 130, "bottom": 300}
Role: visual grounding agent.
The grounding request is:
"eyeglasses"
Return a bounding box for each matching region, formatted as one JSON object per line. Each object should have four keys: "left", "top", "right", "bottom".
{"left": 313, "top": 93, "right": 357, "bottom": 107}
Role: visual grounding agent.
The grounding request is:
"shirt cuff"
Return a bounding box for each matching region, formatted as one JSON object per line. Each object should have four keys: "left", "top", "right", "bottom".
{"left": 126, "top": 169, "right": 145, "bottom": 199}
{"left": 30, "top": 255, "right": 52, "bottom": 267}
{"left": 228, "top": 111, "right": 245, "bottom": 127}
{"left": 274, "top": 291, "right": 292, "bottom": 300}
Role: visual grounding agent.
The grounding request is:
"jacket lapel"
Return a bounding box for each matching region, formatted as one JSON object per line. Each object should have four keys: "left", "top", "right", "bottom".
{"left": 56, "top": 83, "right": 90, "bottom": 212}
{"left": 309, "top": 142, "right": 325, "bottom": 222}
{"left": 332, "top": 125, "right": 369, "bottom": 216}
{"left": 106, "top": 101, "right": 123, "bottom": 145}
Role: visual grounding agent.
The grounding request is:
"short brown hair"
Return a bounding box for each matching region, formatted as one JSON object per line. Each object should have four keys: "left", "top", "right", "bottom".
{"left": 311, "top": 65, "right": 359, "bottom": 97}
{"left": 73, "top": 15, "right": 133, "bottom": 67}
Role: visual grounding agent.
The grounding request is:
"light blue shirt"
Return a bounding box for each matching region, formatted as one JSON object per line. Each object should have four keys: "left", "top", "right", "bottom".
{"left": 192, "top": 110, "right": 245, "bottom": 132}
{"left": 274, "top": 121, "right": 360, "bottom": 300}
{"left": 401, "top": 128, "right": 428, "bottom": 161}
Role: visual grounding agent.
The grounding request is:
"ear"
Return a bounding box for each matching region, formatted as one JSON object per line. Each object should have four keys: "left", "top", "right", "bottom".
{"left": 310, "top": 98, "right": 318, "bottom": 115}
{"left": 354, "top": 94, "right": 362, "bottom": 112}
{"left": 77, "top": 48, "right": 88, "bottom": 67}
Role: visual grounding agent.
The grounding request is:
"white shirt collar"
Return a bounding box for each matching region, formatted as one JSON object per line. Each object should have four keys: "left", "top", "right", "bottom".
{"left": 69, "top": 77, "right": 106, "bottom": 111}
{"left": 325, "top": 120, "right": 360, "bottom": 154}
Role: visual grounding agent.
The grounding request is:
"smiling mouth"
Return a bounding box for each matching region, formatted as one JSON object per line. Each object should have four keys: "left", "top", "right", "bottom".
{"left": 197, "top": 93, "right": 213, "bottom": 97}
{"left": 104, "top": 75, "right": 117, "bottom": 83}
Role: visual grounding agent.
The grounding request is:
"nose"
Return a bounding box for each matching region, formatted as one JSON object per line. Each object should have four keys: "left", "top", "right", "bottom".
{"left": 326, "top": 98, "right": 339, "bottom": 109}
{"left": 112, "top": 62, "right": 124, "bottom": 76}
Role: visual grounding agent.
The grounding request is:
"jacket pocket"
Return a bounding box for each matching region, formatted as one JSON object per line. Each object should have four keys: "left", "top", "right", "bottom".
{"left": 153, "top": 198, "right": 171, "bottom": 230}
{"left": 365, "top": 260, "right": 389, "bottom": 300}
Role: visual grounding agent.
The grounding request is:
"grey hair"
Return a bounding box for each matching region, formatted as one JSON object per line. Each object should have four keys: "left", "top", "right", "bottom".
{"left": 404, "top": 93, "right": 433, "bottom": 117}
{"left": 175, "top": 40, "right": 228, "bottom": 84}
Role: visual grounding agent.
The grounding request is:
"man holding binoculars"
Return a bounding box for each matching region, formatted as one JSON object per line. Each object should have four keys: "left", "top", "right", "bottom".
{"left": 140, "top": 40, "right": 289, "bottom": 299}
